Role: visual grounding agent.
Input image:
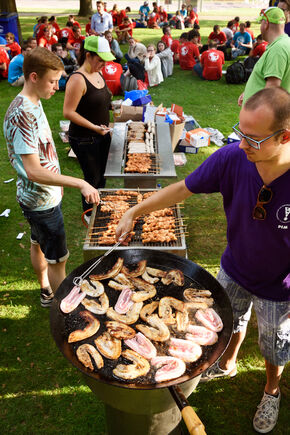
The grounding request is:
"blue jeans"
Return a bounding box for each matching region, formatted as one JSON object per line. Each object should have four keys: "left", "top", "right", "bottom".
{"left": 69, "top": 133, "right": 111, "bottom": 212}
{"left": 21, "top": 202, "right": 68, "bottom": 264}
{"left": 193, "top": 62, "right": 204, "bottom": 79}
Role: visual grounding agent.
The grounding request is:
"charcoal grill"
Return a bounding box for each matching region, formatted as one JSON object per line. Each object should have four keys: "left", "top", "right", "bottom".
{"left": 83, "top": 189, "right": 187, "bottom": 261}
{"left": 104, "top": 123, "right": 177, "bottom": 188}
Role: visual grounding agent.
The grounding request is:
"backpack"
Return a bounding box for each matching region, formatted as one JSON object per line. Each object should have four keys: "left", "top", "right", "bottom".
{"left": 225, "top": 61, "right": 246, "bottom": 84}
{"left": 120, "top": 74, "right": 138, "bottom": 93}
{"left": 243, "top": 56, "right": 259, "bottom": 81}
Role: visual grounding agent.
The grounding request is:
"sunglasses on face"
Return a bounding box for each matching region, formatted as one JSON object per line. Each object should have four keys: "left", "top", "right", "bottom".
{"left": 253, "top": 185, "right": 273, "bottom": 220}
{"left": 232, "top": 123, "right": 284, "bottom": 150}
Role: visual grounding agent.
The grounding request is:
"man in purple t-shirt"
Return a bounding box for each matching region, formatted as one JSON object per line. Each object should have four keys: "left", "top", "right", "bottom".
{"left": 116, "top": 88, "right": 290, "bottom": 434}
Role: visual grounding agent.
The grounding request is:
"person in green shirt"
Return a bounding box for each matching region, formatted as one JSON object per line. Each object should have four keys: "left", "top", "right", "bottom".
{"left": 238, "top": 7, "right": 290, "bottom": 106}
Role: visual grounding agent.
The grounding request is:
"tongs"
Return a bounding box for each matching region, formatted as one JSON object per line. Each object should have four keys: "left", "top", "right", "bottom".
{"left": 73, "top": 231, "right": 129, "bottom": 287}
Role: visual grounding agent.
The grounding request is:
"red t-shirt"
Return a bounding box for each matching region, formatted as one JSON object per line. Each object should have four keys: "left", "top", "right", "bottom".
{"left": 85, "top": 22, "right": 92, "bottom": 35}
{"left": 117, "top": 10, "right": 127, "bottom": 26}
{"left": 110, "top": 10, "right": 119, "bottom": 26}
{"left": 51, "top": 22, "right": 60, "bottom": 34}
{"left": 208, "top": 31, "right": 227, "bottom": 45}
{"left": 201, "top": 48, "right": 224, "bottom": 80}
{"left": 189, "top": 10, "right": 199, "bottom": 25}
{"left": 252, "top": 41, "right": 268, "bottom": 57}
{"left": 246, "top": 28, "right": 254, "bottom": 41}
{"left": 148, "top": 13, "right": 160, "bottom": 27}
{"left": 179, "top": 41, "right": 200, "bottom": 70}
{"left": 6, "top": 41, "right": 21, "bottom": 58}
{"left": 68, "top": 34, "right": 85, "bottom": 50}
{"left": 58, "top": 27, "right": 74, "bottom": 41}
{"left": 72, "top": 20, "right": 81, "bottom": 29}
{"left": 0, "top": 48, "right": 10, "bottom": 78}
{"left": 38, "top": 35, "right": 58, "bottom": 50}
{"left": 119, "top": 22, "right": 134, "bottom": 36}
{"left": 102, "top": 61, "right": 123, "bottom": 95}
{"left": 36, "top": 23, "right": 46, "bottom": 42}
{"left": 161, "top": 34, "right": 172, "bottom": 48}
{"left": 171, "top": 39, "right": 180, "bottom": 54}
{"left": 159, "top": 11, "right": 168, "bottom": 22}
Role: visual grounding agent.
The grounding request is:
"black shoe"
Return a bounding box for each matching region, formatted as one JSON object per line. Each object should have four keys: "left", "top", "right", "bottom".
{"left": 40, "top": 287, "right": 54, "bottom": 308}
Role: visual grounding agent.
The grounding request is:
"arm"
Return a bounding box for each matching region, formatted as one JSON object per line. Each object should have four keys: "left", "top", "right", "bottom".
{"left": 144, "top": 56, "right": 158, "bottom": 71}
{"left": 21, "top": 154, "right": 100, "bottom": 204}
{"left": 63, "top": 74, "right": 110, "bottom": 135}
{"left": 116, "top": 180, "right": 192, "bottom": 241}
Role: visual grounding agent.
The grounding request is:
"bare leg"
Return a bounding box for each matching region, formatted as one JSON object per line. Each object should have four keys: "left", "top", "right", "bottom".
{"left": 219, "top": 329, "right": 247, "bottom": 371}
{"left": 30, "top": 243, "right": 50, "bottom": 288}
{"left": 264, "top": 360, "right": 284, "bottom": 395}
{"left": 47, "top": 261, "right": 67, "bottom": 293}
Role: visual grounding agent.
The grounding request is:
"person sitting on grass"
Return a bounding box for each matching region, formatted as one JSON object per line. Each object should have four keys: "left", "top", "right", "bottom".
{"left": 0, "top": 46, "right": 10, "bottom": 80}
{"left": 180, "top": 3, "right": 187, "bottom": 18}
{"left": 184, "top": 5, "right": 199, "bottom": 28}
{"left": 144, "top": 43, "right": 163, "bottom": 86}
{"left": 161, "top": 25, "right": 173, "bottom": 48}
{"left": 8, "top": 42, "right": 31, "bottom": 87}
{"left": 4, "top": 32, "right": 21, "bottom": 59}
{"left": 34, "top": 16, "right": 48, "bottom": 42}
{"left": 147, "top": 8, "right": 160, "bottom": 29}
{"left": 249, "top": 34, "right": 268, "bottom": 58}
{"left": 115, "top": 16, "right": 134, "bottom": 44}
{"left": 179, "top": 29, "right": 200, "bottom": 70}
{"left": 85, "top": 16, "right": 93, "bottom": 36}
{"left": 66, "top": 25, "right": 85, "bottom": 62}
{"left": 38, "top": 25, "right": 58, "bottom": 51}
{"left": 110, "top": 4, "right": 119, "bottom": 26}
{"left": 232, "top": 16, "right": 240, "bottom": 33}
{"left": 48, "top": 16, "right": 60, "bottom": 35}
{"left": 104, "top": 30, "right": 123, "bottom": 63}
{"left": 57, "top": 21, "right": 74, "bottom": 45}
{"left": 156, "top": 40, "right": 173, "bottom": 78}
{"left": 51, "top": 43, "right": 72, "bottom": 90}
{"left": 193, "top": 40, "right": 224, "bottom": 81}
{"left": 200, "top": 24, "right": 227, "bottom": 53}
{"left": 158, "top": 6, "right": 168, "bottom": 27}
{"left": 222, "top": 20, "right": 235, "bottom": 45}
{"left": 231, "top": 22, "right": 252, "bottom": 58}
{"left": 125, "top": 37, "right": 147, "bottom": 64}
{"left": 139, "top": 1, "right": 150, "bottom": 23}
{"left": 171, "top": 32, "right": 188, "bottom": 64}
{"left": 67, "top": 14, "right": 81, "bottom": 30}
{"left": 170, "top": 10, "right": 185, "bottom": 29}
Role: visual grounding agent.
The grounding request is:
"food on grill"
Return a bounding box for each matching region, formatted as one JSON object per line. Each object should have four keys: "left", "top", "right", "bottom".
{"left": 125, "top": 153, "right": 153, "bottom": 173}
{"left": 125, "top": 332, "right": 157, "bottom": 360}
{"left": 81, "top": 279, "right": 104, "bottom": 297}
{"left": 151, "top": 356, "right": 186, "bottom": 383}
{"left": 81, "top": 293, "right": 109, "bottom": 315}
{"left": 145, "top": 267, "right": 167, "bottom": 278}
{"left": 141, "top": 270, "right": 159, "bottom": 284}
{"left": 136, "top": 314, "right": 170, "bottom": 342}
{"left": 159, "top": 297, "right": 185, "bottom": 325}
{"left": 108, "top": 280, "right": 130, "bottom": 291}
{"left": 114, "top": 288, "right": 134, "bottom": 314}
{"left": 113, "top": 349, "right": 150, "bottom": 380}
{"left": 186, "top": 297, "right": 214, "bottom": 307}
{"left": 107, "top": 301, "right": 143, "bottom": 325}
{"left": 114, "top": 273, "right": 135, "bottom": 288}
{"left": 168, "top": 338, "right": 202, "bottom": 363}
{"left": 183, "top": 288, "right": 212, "bottom": 301}
{"left": 185, "top": 301, "right": 209, "bottom": 310}
{"left": 105, "top": 321, "right": 136, "bottom": 340}
{"left": 162, "top": 269, "right": 184, "bottom": 286}
{"left": 186, "top": 325, "right": 218, "bottom": 346}
{"left": 90, "top": 257, "right": 124, "bottom": 281}
{"left": 195, "top": 308, "right": 223, "bottom": 332}
{"left": 140, "top": 301, "right": 159, "bottom": 322}
{"left": 129, "top": 277, "right": 157, "bottom": 302}
{"left": 95, "top": 331, "right": 122, "bottom": 359}
{"left": 100, "top": 200, "right": 130, "bottom": 213}
{"left": 60, "top": 285, "right": 86, "bottom": 314}
{"left": 142, "top": 230, "right": 177, "bottom": 244}
{"left": 176, "top": 311, "right": 189, "bottom": 332}
{"left": 122, "top": 260, "right": 147, "bottom": 277}
{"left": 68, "top": 310, "right": 100, "bottom": 343}
{"left": 76, "top": 343, "right": 104, "bottom": 371}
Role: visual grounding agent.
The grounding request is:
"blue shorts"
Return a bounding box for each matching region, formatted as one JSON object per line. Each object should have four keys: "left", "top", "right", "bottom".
{"left": 20, "top": 202, "right": 69, "bottom": 264}
{"left": 217, "top": 267, "right": 290, "bottom": 366}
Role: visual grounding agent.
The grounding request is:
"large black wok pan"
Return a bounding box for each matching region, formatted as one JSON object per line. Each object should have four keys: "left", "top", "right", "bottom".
{"left": 50, "top": 249, "right": 233, "bottom": 434}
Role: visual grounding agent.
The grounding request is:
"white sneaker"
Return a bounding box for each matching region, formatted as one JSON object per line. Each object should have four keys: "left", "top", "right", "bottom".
{"left": 253, "top": 391, "right": 281, "bottom": 433}
{"left": 200, "top": 361, "right": 237, "bottom": 382}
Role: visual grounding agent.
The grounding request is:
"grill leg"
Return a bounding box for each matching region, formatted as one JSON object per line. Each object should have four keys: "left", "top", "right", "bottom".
{"left": 105, "top": 404, "right": 182, "bottom": 435}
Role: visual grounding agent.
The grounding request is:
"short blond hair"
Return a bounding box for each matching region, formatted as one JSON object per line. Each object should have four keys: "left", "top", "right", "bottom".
{"left": 23, "top": 46, "right": 64, "bottom": 80}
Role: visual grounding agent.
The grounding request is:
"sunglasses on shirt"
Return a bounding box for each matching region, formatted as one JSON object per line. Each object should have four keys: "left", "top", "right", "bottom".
{"left": 253, "top": 185, "right": 273, "bottom": 220}
{"left": 232, "top": 122, "right": 284, "bottom": 150}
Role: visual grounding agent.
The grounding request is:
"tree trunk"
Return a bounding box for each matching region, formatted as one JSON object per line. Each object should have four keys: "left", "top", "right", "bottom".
{"left": 0, "top": 0, "right": 23, "bottom": 44}
{"left": 78, "top": 0, "right": 94, "bottom": 17}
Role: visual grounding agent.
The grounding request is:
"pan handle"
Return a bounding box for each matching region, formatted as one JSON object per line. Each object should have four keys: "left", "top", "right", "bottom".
{"left": 169, "top": 385, "right": 206, "bottom": 435}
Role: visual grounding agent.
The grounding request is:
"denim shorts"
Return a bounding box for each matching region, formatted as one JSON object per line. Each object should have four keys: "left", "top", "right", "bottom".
{"left": 217, "top": 267, "right": 290, "bottom": 366}
{"left": 20, "top": 202, "right": 69, "bottom": 264}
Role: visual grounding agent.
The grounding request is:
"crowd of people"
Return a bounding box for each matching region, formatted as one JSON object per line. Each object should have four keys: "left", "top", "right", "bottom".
{"left": 2, "top": 2, "right": 290, "bottom": 435}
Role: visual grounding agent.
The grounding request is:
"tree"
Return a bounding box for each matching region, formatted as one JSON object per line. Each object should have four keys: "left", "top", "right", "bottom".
{"left": 78, "top": 0, "right": 94, "bottom": 17}
{"left": 0, "top": 0, "right": 23, "bottom": 43}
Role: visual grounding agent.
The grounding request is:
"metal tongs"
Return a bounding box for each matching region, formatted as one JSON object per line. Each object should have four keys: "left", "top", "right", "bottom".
{"left": 73, "top": 231, "right": 129, "bottom": 287}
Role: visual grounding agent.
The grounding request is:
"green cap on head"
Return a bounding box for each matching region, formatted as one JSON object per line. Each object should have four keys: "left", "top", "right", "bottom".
{"left": 84, "top": 35, "right": 115, "bottom": 61}
{"left": 257, "top": 7, "right": 286, "bottom": 24}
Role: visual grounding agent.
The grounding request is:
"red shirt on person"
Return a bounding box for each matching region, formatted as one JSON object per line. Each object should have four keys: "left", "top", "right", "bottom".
{"left": 148, "top": 13, "right": 160, "bottom": 28}
{"left": 251, "top": 41, "right": 268, "bottom": 57}
{"left": 189, "top": 10, "right": 199, "bottom": 25}
{"left": 72, "top": 20, "right": 81, "bottom": 29}
{"left": 118, "top": 22, "right": 134, "bottom": 37}
{"left": 6, "top": 41, "right": 21, "bottom": 58}
{"left": 38, "top": 35, "right": 58, "bottom": 50}
{"left": 161, "top": 34, "right": 172, "bottom": 48}
{"left": 57, "top": 27, "right": 74, "bottom": 41}
{"left": 0, "top": 48, "right": 10, "bottom": 78}
{"left": 171, "top": 39, "right": 180, "bottom": 54}
{"left": 201, "top": 48, "right": 224, "bottom": 80}
{"left": 35, "top": 23, "right": 46, "bottom": 42}
{"left": 117, "top": 10, "right": 127, "bottom": 26}
{"left": 50, "top": 22, "right": 60, "bottom": 34}
{"left": 208, "top": 31, "right": 227, "bottom": 45}
{"left": 246, "top": 28, "right": 254, "bottom": 41}
{"left": 67, "top": 33, "right": 85, "bottom": 50}
{"left": 86, "top": 22, "right": 93, "bottom": 35}
{"left": 102, "top": 61, "right": 123, "bottom": 95}
{"left": 179, "top": 41, "right": 200, "bottom": 70}
{"left": 159, "top": 11, "right": 168, "bottom": 22}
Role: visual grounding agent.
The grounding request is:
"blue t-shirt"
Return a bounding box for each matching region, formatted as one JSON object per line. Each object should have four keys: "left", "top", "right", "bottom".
{"left": 139, "top": 5, "right": 150, "bottom": 17}
{"left": 3, "top": 94, "right": 62, "bottom": 211}
{"left": 233, "top": 31, "right": 252, "bottom": 47}
{"left": 185, "top": 143, "right": 290, "bottom": 302}
{"left": 0, "top": 35, "right": 6, "bottom": 44}
{"left": 8, "top": 53, "right": 24, "bottom": 84}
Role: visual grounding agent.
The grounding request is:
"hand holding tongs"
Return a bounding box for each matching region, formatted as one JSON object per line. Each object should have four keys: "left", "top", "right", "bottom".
{"left": 72, "top": 231, "right": 129, "bottom": 287}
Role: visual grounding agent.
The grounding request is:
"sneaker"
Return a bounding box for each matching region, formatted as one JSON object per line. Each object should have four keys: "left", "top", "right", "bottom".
{"left": 200, "top": 361, "right": 237, "bottom": 382}
{"left": 253, "top": 391, "right": 281, "bottom": 433}
{"left": 40, "top": 287, "right": 54, "bottom": 308}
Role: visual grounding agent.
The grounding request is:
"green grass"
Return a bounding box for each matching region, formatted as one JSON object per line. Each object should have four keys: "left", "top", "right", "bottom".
{"left": 0, "top": 15, "right": 289, "bottom": 435}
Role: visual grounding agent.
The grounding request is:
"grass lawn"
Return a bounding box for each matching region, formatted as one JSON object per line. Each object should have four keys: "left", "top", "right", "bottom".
{"left": 0, "top": 14, "right": 289, "bottom": 435}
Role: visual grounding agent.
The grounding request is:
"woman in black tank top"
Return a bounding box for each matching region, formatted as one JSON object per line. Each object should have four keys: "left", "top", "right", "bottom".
{"left": 63, "top": 36, "right": 115, "bottom": 214}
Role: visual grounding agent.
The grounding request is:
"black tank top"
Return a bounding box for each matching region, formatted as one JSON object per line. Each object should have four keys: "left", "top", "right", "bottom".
{"left": 68, "top": 72, "right": 111, "bottom": 138}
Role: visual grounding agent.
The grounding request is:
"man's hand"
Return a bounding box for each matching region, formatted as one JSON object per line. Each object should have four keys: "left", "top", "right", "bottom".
{"left": 238, "top": 92, "right": 244, "bottom": 106}
{"left": 80, "top": 181, "right": 100, "bottom": 205}
{"left": 115, "top": 209, "right": 134, "bottom": 242}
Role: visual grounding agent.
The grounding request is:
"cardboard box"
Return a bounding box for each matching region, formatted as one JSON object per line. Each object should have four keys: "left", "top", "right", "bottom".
{"left": 185, "top": 128, "right": 210, "bottom": 148}
{"left": 170, "top": 122, "right": 185, "bottom": 152}
{"left": 178, "top": 142, "right": 199, "bottom": 154}
{"left": 113, "top": 106, "right": 144, "bottom": 122}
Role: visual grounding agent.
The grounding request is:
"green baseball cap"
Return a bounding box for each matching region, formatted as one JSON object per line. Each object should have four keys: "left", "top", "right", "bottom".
{"left": 84, "top": 35, "right": 115, "bottom": 61}
{"left": 257, "top": 7, "right": 286, "bottom": 24}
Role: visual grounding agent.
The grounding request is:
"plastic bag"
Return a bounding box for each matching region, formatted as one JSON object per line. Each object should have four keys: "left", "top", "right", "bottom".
{"left": 132, "top": 95, "right": 152, "bottom": 106}
{"left": 124, "top": 89, "right": 148, "bottom": 102}
{"left": 203, "top": 127, "right": 225, "bottom": 147}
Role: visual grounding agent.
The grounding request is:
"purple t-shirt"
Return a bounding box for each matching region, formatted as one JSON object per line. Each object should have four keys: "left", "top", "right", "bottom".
{"left": 185, "top": 143, "right": 290, "bottom": 302}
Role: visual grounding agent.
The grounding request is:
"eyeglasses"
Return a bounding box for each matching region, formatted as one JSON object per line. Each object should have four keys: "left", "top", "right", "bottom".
{"left": 253, "top": 185, "right": 273, "bottom": 220}
{"left": 232, "top": 123, "right": 284, "bottom": 150}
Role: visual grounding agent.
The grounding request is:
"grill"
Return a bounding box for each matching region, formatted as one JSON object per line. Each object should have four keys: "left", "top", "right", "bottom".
{"left": 83, "top": 189, "right": 187, "bottom": 262}
{"left": 104, "top": 123, "right": 177, "bottom": 188}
